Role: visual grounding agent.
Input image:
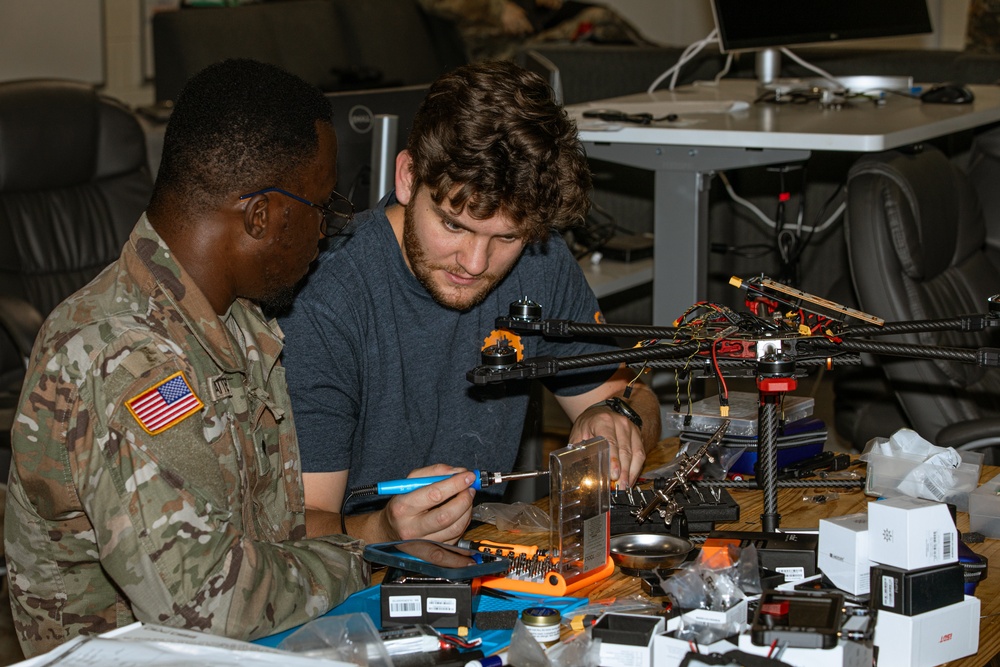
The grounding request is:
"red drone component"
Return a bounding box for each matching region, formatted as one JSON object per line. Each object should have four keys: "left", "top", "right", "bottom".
{"left": 760, "top": 599, "right": 790, "bottom": 616}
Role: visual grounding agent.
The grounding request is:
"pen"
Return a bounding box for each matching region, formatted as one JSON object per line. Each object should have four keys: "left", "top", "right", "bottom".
{"left": 350, "top": 470, "right": 548, "bottom": 496}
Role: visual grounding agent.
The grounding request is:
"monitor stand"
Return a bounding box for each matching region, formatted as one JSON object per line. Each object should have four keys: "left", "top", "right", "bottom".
{"left": 755, "top": 48, "right": 914, "bottom": 96}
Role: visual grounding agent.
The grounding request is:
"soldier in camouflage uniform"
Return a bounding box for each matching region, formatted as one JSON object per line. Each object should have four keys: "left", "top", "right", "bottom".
{"left": 4, "top": 59, "right": 367, "bottom": 657}
{"left": 419, "top": 0, "right": 647, "bottom": 62}
{"left": 967, "top": 0, "right": 1000, "bottom": 54}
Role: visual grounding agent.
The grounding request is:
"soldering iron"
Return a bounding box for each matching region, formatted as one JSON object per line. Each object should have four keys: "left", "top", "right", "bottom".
{"left": 350, "top": 470, "right": 549, "bottom": 497}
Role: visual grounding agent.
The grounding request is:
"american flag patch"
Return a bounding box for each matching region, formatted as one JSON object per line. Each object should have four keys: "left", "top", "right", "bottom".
{"left": 125, "top": 371, "right": 204, "bottom": 435}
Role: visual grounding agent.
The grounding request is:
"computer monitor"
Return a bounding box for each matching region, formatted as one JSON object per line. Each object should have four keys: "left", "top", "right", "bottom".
{"left": 522, "top": 49, "right": 564, "bottom": 106}
{"left": 710, "top": 0, "right": 933, "bottom": 91}
{"left": 326, "top": 84, "right": 430, "bottom": 211}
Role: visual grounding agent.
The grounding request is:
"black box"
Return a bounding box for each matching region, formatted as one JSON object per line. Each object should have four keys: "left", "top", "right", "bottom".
{"left": 706, "top": 531, "right": 818, "bottom": 581}
{"left": 869, "top": 562, "right": 965, "bottom": 616}
{"left": 380, "top": 577, "right": 472, "bottom": 629}
{"left": 611, "top": 487, "right": 740, "bottom": 535}
{"left": 592, "top": 613, "right": 663, "bottom": 667}
{"left": 750, "top": 590, "right": 843, "bottom": 649}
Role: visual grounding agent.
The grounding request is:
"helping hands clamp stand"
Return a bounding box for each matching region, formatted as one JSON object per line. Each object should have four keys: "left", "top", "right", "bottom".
{"left": 467, "top": 276, "right": 1000, "bottom": 533}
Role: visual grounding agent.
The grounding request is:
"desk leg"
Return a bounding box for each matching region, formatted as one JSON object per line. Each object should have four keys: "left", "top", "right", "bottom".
{"left": 583, "top": 142, "right": 811, "bottom": 326}
{"left": 653, "top": 170, "right": 708, "bottom": 326}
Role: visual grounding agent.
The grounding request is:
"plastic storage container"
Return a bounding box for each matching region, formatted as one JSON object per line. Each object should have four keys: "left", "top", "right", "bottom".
{"left": 969, "top": 476, "right": 1000, "bottom": 538}
{"left": 864, "top": 449, "right": 983, "bottom": 512}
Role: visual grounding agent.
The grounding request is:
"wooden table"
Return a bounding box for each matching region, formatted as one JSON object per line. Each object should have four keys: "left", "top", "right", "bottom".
{"left": 464, "top": 439, "right": 1000, "bottom": 667}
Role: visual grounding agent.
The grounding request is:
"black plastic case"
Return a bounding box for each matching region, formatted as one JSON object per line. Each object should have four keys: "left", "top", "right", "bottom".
{"left": 750, "top": 590, "right": 843, "bottom": 649}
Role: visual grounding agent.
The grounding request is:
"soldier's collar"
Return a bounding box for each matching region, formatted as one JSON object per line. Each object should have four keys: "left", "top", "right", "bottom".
{"left": 126, "top": 215, "right": 245, "bottom": 373}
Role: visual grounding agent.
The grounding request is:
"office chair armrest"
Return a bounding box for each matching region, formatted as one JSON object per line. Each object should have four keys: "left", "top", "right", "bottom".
{"left": 936, "top": 419, "right": 1000, "bottom": 452}
{"left": 0, "top": 296, "right": 44, "bottom": 361}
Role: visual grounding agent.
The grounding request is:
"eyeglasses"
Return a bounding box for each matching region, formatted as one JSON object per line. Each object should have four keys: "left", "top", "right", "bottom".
{"left": 239, "top": 187, "right": 355, "bottom": 237}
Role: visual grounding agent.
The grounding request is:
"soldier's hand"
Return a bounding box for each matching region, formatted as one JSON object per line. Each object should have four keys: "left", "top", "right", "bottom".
{"left": 380, "top": 464, "right": 475, "bottom": 544}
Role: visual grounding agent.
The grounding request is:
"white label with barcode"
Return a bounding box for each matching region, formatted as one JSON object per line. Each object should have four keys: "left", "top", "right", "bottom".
{"left": 776, "top": 566, "right": 805, "bottom": 582}
{"left": 881, "top": 575, "right": 896, "bottom": 607}
{"left": 388, "top": 595, "right": 422, "bottom": 618}
{"left": 426, "top": 597, "right": 457, "bottom": 614}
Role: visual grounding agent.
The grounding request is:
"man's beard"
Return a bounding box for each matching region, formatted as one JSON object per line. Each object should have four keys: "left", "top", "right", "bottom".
{"left": 403, "top": 201, "right": 511, "bottom": 311}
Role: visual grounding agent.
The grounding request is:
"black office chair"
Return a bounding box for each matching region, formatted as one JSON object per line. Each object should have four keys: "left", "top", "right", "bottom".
{"left": 0, "top": 79, "right": 153, "bottom": 475}
{"left": 966, "top": 125, "right": 1000, "bottom": 269}
{"left": 842, "top": 145, "right": 1000, "bottom": 462}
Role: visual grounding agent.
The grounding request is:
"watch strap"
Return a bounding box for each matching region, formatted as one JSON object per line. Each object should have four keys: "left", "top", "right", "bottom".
{"left": 599, "top": 396, "right": 643, "bottom": 429}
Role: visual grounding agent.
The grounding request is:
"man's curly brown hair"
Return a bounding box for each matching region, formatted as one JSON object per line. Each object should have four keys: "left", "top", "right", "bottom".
{"left": 406, "top": 60, "right": 591, "bottom": 244}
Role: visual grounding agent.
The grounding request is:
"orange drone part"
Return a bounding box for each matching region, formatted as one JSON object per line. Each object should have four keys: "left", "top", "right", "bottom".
{"left": 482, "top": 329, "right": 524, "bottom": 361}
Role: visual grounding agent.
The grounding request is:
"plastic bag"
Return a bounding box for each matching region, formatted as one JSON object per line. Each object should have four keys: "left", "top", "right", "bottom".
{"left": 472, "top": 502, "right": 550, "bottom": 533}
{"left": 547, "top": 628, "right": 600, "bottom": 667}
{"left": 508, "top": 620, "right": 552, "bottom": 667}
{"left": 861, "top": 428, "right": 978, "bottom": 504}
{"left": 655, "top": 545, "right": 752, "bottom": 644}
{"left": 278, "top": 612, "right": 393, "bottom": 667}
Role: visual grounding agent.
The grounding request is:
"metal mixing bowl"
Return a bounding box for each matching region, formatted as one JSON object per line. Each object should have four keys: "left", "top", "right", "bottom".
{"left": 609, "top": 533, "right": 694, "bottom": 571}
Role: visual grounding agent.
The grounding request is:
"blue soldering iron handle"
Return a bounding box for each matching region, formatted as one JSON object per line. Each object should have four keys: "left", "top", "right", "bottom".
{"left": 375, "top": 470, "right": 482, "bottom": 495}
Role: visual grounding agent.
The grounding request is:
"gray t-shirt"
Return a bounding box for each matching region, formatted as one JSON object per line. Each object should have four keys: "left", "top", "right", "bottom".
{"left": 279, "top": 193, "right": 618, "bottom": 513}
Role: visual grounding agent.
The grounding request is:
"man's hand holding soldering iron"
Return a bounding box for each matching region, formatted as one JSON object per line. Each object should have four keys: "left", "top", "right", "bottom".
{"left": 307, "top": 380, "right": 660, "bottom": 546}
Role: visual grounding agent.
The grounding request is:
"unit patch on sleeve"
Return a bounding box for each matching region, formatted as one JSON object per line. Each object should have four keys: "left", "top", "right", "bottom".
{"left": 125, "top": 371, "right": 204, "bottom": 435}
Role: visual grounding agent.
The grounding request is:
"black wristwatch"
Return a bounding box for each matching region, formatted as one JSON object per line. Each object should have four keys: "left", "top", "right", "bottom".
{"left": 598, "top": 396, "right": 643, "bottom": 430}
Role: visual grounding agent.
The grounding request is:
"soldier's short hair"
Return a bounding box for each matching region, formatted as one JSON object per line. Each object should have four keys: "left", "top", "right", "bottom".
{"left": 150, "top": 59, "right": 333, "bottom": 215}
{"left": 406, "top": 60, "right": 591, "bottom": 244}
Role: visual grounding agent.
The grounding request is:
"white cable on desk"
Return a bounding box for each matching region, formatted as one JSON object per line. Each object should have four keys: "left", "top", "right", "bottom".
{"left": 647, "top": 28, "right": 719, "bottom": 93}
{"left": 779, "top": 47, "right": 841, "bottom": 87}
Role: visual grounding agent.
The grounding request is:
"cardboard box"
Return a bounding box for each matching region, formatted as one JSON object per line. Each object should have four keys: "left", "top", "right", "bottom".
{"left": 653, "top": 634, "right": 734, "bottom": 667}
{"left": 869, "top": 562, "right": 965, "bottom": 615}
{"left": 867, "top": 497, "right": 958, "bottom": 570}
{"left": 737, "top": 632, "right": 874, "bottom": 667}
{"left": 677, "top": 598, "right": 749, "bottom": 631}
{"left": 873, "top": 596, "right": 980, "bottom": 667}
{"left": 818, "top": 513, "right": 871, "bottom": 595}
{"left": 593, "top": 612, "right": 665, "bottom": 667}
{"left": 380, "top": 579, "right": 471, "bottom": 628}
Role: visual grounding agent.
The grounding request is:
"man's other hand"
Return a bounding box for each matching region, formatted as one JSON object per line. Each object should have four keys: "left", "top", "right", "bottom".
{"left": 568, "top": 405, "right": 645, "bottom": 487}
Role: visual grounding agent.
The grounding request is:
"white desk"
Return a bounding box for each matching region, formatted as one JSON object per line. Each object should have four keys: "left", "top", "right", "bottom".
{"left": 578, "top": 255, "right": 653, "bottom": 299}
{"left": 569, "top": 80, "right": 1000, "bottom": 324}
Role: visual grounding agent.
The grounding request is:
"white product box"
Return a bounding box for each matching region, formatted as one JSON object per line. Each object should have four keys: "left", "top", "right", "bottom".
{"left": 676, "top": 598, "right": 749, "bottom": 631}
{"left": 737, "top": 633, "right": 873, "bottom": 667}
{"left": 653, "top": 634, "right": 735, "bottom": 667}
{"left": 594, "top": 613, "right": 665, "bottom": 667}
{"left": 818, "top": 512, "right": 871, "bottom": 595}
{"left": 873, "top": 596, "right": 980, "bottom": 667}
{"left": 867, "top": 496, "right": 958, "bottom": 570}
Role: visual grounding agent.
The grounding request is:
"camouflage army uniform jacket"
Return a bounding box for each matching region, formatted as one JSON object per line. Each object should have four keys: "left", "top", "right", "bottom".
{"left": 5, "top": 215, "right": 367, "bottom": 657}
